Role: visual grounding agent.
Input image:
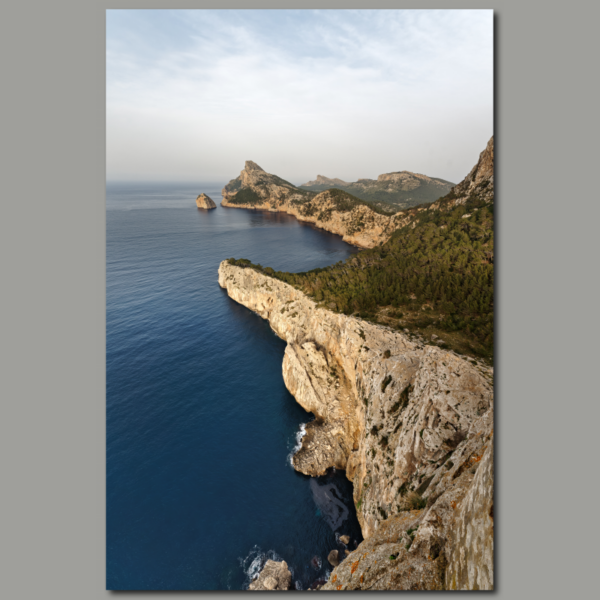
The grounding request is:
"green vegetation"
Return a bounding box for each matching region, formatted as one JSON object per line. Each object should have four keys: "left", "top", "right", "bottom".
{"left": 402, "top": 491, "right": 427, "bottom": 511}
{"left": 300, "top": 177, "right": 454, "bottom": 210}
{"left": 322, "top": 188, "right": 395, "bottom": 216}
{"left": 226, "top": 178, "right": 494, "bottom": 361}
{"left": 225, "top": 187, "right": 263, "bottom": 205}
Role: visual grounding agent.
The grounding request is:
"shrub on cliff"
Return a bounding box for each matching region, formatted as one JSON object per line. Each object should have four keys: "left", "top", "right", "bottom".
{"left": 401, "top": 491, "right": 427, "bottom": 511}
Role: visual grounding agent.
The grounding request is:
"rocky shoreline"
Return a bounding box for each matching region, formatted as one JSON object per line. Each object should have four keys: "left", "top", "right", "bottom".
{"left": 218, "top": 261, "right": 494, "bottom": 590}
{"left": 220, "top": 161, "right": 416, "bottom": 249}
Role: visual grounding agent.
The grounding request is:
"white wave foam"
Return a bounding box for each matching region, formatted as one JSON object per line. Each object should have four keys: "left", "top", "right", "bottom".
{"left": 239, "top": 545, "right": 282, "bottom": 589}
{"left": 287, "top": 422, "right": 307, "bottom": 467}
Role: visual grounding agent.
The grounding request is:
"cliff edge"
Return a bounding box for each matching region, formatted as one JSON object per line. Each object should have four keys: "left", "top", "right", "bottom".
{"left": 218, "top": 261, "right": 493, "bottom": 590}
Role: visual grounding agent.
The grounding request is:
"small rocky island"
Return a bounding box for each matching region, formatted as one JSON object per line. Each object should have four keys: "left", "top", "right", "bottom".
{"left": 196, "top": 193, "right": 217, "bottom": 210}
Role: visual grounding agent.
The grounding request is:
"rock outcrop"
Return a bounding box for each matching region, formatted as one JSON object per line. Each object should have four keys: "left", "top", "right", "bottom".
{"left": 221, "top": 161, "right": 415, "bottom": 249}
{"left": 218, "top": 261, "right": 494, "bottom": 590}
{"left": 196, "top": 193, "right": 217, "bottom": 209}
{"left": 248, "top": 560, "right": 292, "bottom": 590}
{"left": 430, "top": 137, "right": 494, "bottom": 210}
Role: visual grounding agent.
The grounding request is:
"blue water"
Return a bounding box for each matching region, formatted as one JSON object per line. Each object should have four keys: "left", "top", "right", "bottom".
{"left": 106, "top": 182, "right": 363, "bottom": 590}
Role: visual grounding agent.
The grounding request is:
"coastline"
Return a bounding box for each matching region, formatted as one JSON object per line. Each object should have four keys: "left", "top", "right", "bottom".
{"left": 219, "top": 203, "right": 365, "bottom": 249}
{"left": 218, "top": 260, "right": 494, "bottom": 590}
{"left": 220, "top": 193, "right": 414, "bottom": 250}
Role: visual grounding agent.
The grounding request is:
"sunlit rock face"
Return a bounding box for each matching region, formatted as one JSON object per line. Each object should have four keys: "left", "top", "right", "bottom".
{"left": 218, "top": 261, "right": 494, "bottom": 590}
{"left": 221, "top": 161, "right": 415, "bottom": 249}
{"left": 196, "top": 193, "right": 217, "bottom": 209}
{"left": 430, "top": 137, "right": 494, "bottom": 210}
{"left": 248, "top": 560, "right": 292, "bottom": 590}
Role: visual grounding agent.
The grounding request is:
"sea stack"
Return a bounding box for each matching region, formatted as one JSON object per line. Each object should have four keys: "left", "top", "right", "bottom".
{"left": 196, "top": 193, "right": 217, "bottom": 209}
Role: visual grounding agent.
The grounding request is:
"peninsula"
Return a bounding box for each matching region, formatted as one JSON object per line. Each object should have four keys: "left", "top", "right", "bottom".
{"left": 221, "top": 161, "right": 415, "bottom": 248}
{"left": 219, "top": 138, "right": 494, "bottom": 590}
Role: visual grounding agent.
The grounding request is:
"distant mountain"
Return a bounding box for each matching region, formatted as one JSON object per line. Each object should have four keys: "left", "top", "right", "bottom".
{"left": 300, "top": 170, "right": 455, "bottom": 209}
{"left": 300, "top": 175, "right": 350, "bottom": 187}
{"left": 220, "top": 160, "right": 405, "bottom": 248}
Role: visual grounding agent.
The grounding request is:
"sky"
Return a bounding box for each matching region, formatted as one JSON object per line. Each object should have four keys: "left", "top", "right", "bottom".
{"left": 106, "top": 9, "right": 493, "bottom": 185}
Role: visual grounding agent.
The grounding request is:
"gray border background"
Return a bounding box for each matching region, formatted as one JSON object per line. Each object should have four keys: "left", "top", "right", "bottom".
{"left": 2, "top": 0, "right": 597, "bottom": 597}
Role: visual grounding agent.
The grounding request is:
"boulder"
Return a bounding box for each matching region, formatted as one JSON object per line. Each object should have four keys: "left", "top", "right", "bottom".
{"left": 327, "top": 549, "right": 340, "bottom": 567}
{"left": 248, "top": 560, "right": 292, "bottom": 591}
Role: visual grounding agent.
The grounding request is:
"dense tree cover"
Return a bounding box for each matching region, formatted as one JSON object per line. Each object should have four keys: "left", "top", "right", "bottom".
{"left": 321, "top": 189, "right": 396, "bottom": 216}
{"left": 225, "top": 187, "right": 263, "bottom": 205}
{"left": 289, "top": 188, "right": 395, "bottom": 216}
{"left": 229, "top": 189, "right": 494, "bottom": 360}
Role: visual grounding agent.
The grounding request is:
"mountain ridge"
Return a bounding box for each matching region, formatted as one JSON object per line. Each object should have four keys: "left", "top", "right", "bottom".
{"left": 299, "top": 170, "right": 455, "bottom": 209}
{"left": 219, "top": 136, "right": 495, "bottom": 590}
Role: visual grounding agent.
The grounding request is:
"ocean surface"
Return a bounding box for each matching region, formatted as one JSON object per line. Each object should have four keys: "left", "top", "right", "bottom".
{"left": 106, "top": 182, "right": 363, "bottom": 590}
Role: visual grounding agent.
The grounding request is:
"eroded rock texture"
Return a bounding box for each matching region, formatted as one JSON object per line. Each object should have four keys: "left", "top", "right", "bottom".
{"left": 221, "top": 161, "right": 413, "bottom": 248}
{"left": 248, "top": 560, "right": 292, "bottom": 591}
{"left": 218, "top": 262, "right": 494, "bottom": 590}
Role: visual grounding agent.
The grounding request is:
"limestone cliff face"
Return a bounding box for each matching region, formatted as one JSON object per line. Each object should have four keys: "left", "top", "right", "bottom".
{"left": 221, "top": 161, "right": 413, "bottom": 249}
{"left": 218, "top": 261, "right": 494, "bottom": 590}
{"left": 430, "top": 137, "right": 494, "bottom": 210}
{"left": 196, "top": 193, "right": 217, "bottom": 209}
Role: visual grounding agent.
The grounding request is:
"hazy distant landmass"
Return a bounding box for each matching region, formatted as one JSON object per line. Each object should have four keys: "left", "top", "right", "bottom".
{"left": 299, "top": 171, "right": 455, "bottom": 210}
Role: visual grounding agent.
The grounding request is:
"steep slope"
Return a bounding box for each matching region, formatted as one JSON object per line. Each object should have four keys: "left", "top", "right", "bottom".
{"left": 430, "top": 136, "right": 494, "bottom": 210}
{"left": 300, "top": 170, "right": 454, "bottom": 209}
{"left": 217, "top": 137, "right": 494, "bottom": 590}
{"left": 246, "top": 137, "right": 495, "bottom": 360}
{"left": 221, "top": 161, "right": 414, "bottom": 248}
{"left": 195, "top": 193, "right": 217, "bottom": 209}
{"left": 218, "top": 261, "right": 494, "bottom": 590}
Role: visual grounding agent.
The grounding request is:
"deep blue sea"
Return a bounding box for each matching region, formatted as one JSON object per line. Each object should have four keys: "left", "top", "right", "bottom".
{"left": 106, "top": 182, "right": 363, "bottom": 590}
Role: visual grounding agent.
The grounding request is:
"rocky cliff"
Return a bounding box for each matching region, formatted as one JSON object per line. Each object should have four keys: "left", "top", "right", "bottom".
{"left": 430, "top": 136, "right": 494, "bottom": 210}
{"left": 196, "top": 193, "right": 217, "bottom": 209}
{"left": 221, "top": 161, "right": 415, "bottom": 249}
{"left": 218, "top": 261, "right": 494, "bottom": 590}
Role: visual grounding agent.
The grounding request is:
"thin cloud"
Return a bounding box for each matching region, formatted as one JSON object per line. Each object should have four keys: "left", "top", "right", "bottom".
{"left": 107, "top": 9, "right": 493, "bottom": 183}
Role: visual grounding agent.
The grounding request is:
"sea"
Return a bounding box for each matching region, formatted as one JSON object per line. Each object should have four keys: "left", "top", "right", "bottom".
{"left": 106, "top": 182, "right": 363, "bottom": 590}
